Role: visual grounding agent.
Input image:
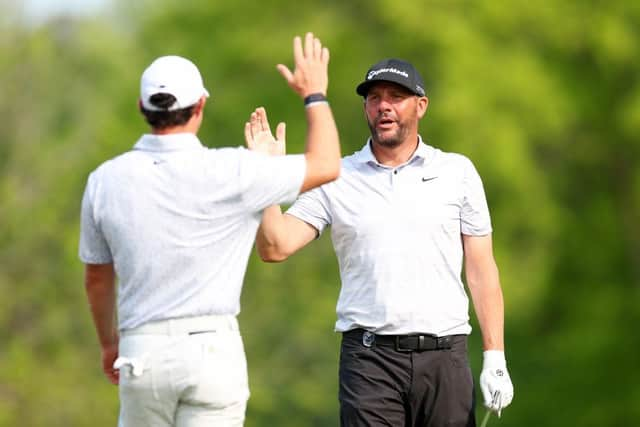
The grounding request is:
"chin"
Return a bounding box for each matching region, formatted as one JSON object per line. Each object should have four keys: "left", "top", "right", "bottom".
{"left": 368, "top": 123, "right": 403, "bottom": 147}
{"left": 374, "top": 137, "right": 402, "bottom": 148}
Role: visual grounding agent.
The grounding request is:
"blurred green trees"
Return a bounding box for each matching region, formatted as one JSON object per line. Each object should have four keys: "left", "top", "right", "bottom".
{"left": 1, "top": 0, "right": 638, "bottom": 426}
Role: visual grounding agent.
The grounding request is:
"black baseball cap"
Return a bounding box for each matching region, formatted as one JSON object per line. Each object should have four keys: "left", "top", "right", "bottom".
{"left": 356, "top": 58, "right": 426, "bottom": 97}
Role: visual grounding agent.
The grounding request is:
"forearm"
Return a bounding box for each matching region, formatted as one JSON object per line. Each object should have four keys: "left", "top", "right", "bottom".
{"left": 301, "top": 102, "right": 341, "bottom": 192}
{"left": 85, "top": 264, "right": 118, "bottom": 348}
{"left": 473, "top": 261, "right": 514, "bottom": 413}
{"left": 256, "top": 205, "right": 288, "bottom": 262}
{"left": 257, "top": 207, "right": 318, "bottom": 262}
{"left": 467, "top": 261, "right": 505, "bottom": 351}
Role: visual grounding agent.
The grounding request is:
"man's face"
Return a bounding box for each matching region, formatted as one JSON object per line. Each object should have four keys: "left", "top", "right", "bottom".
{"left": 364, "top": 82, "right": 425, "bottom": 148}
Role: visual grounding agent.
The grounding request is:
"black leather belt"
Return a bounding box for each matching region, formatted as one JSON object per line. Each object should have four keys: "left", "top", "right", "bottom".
{"left": 344, "top": 328, "right": 455, "bottom": 352}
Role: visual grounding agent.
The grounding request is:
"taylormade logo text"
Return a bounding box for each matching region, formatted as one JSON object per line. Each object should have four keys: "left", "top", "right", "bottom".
{"left": 367, "top": 68, "right": 409, "bottom": 80}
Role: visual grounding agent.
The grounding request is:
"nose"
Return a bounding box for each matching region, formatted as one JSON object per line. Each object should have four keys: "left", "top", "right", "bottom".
{"left": 377, "top": 96, "right": 393, "bottom": 112}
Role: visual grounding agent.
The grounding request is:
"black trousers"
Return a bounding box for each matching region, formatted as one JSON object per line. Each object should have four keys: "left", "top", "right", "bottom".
{"left": 339, "top": 330, "right": 476, "bottom": 427}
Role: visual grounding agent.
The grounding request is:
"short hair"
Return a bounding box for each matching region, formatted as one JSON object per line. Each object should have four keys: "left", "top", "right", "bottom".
{"left": 140, "top": 93, "right": 197, "bottom": 130}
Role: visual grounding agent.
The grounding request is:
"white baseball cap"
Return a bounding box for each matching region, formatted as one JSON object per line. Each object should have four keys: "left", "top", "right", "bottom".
{"left": 140, "top": 55, "right": 210, "bottom": 111}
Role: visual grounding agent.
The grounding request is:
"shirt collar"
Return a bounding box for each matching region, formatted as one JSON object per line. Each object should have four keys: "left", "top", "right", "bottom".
{"left": 133, "top": 133, "right": 205, "bottom": 152}
{"left": 353, "top": 135, "right": 435, "bottom": 166}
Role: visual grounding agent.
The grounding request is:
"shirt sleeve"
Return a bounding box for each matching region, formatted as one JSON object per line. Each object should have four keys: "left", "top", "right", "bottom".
{"left": 237, "top": 149, "right": 307, "bottom": 212}
{"left": 285, "top": 186, "right": 332, "bottom": 236}
{"left": 78, "top": 173, "right": 113, "bottom": 264}
{"left": 460, "top": 157, "right": 493, "bottom": 236}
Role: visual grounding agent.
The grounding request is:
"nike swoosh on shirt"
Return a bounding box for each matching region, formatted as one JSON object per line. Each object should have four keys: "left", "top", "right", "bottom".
{"left": 421, "top": 176, "right": 437, "bottom": 182}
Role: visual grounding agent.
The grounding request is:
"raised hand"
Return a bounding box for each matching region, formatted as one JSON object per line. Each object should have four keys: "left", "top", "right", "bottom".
{"left": 277, "top": 32, "right": 330, "bottom": 98}
{"left": 244, "top": 107, "right": 286, "bottom": 156}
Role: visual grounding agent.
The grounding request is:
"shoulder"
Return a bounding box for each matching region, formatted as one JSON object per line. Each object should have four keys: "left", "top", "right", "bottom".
{"left": 213, "top": 146, "right": 284, "bottom": 164}
{"left": 431, "top": 148, "right": 472, "bottom": 166}
{"left": 198, "top": 146, "right": 257, "bottom": 171}
{"left": 200, "top": 145, "right": 245, "bottom": 161}
{"left": 341, "top": 153, "right": 356, "bottom": 171}
{"left": 340, "top": 150, "right": 368, "bottom": 174}
{"left": 430, "top": 149, "right": 479, "bottom": 176}
{"left": 87, "top": 151, "right": 135, "bottom": 181}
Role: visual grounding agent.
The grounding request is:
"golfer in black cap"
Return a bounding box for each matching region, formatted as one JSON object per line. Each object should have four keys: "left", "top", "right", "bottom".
{"left": 252, "top": 58, "right": 514, "bottom": 426}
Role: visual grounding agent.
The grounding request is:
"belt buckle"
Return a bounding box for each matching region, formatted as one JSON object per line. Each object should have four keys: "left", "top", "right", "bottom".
{"left": 362, "top": 331, "right": 375, "bottom": 348}
{"left": 437, "top": 335, "right": 452, "bottom": 349}
{"left": 395, "top": 335, "right": 413, "bottom": 352}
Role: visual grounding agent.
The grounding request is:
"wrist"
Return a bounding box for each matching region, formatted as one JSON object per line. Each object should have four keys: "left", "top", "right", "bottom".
{"left": 99, "top": 332, "right": 119, "bottom": 349}
{"left": 483, "top": 350, "right": 506, "bottom": 368}
{"left": 304, "top": 93, "right": 328, "bottom": 108}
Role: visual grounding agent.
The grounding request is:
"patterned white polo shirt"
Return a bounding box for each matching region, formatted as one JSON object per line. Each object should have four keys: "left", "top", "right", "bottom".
{"left": 287, "top": 137, "right": 492, "bottom": 336}
{"left": 79, "top": 133, "right": 305, "bottom": 330}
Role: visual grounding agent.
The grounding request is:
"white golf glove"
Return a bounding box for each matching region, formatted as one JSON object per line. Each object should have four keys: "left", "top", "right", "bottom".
{"left": 480, "top": 350, "right": 514, "bottom": 416}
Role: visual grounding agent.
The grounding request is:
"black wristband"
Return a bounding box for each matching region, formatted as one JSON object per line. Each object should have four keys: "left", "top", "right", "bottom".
{"left": 304, "top": 93, "right": 327, "bottom": 106}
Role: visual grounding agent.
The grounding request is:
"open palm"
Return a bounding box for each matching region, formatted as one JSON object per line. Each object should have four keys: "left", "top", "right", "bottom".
{"left": 244, "top": 107, "right": 286, "bottom": 156}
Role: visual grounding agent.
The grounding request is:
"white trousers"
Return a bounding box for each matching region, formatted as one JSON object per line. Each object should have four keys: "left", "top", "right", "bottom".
{"left": 116, "top": 315, "right": 250, "bottom": 427}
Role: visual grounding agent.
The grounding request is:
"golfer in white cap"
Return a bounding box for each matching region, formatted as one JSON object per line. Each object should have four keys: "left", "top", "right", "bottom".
{"left": 79, "top": 32, "right": 339, "bottom": 426}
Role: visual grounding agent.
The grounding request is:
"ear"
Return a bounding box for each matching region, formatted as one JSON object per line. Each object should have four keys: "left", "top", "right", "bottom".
{"left": 416, "top": 96, "right": 429, "bottom": 119}
{"left": 193, "top": 96, "right": 207, "bottom": 116}
{"left": 138, "top": 99, "right": 144, "bottom": 112}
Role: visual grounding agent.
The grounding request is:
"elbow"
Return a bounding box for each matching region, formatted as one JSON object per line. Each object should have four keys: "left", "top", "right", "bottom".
{"left": 304, "top": 147, "right": 342, "bottom": 184}
{"left": 327, "top": 158, "right": 341, "bottom": 181}
{"left": 257, "top": 246, "right": 290, "bottom": 263}
{"left": 260, "top": 254, "right": 288, "bottom": 263}
{"left": 319, "top": 163, "right": 340, "bottom": 186}
{"left": 324, "top": 146, "right": 342, "bottom": 181}
{"left": 315, "top": 157, "right": 342, "bottom": 185}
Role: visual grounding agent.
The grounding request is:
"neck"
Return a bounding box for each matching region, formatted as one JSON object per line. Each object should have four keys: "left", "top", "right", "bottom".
{"left": 152, "top": 112, "right": 201, "bottom": 135}
{"left": 152, "top": 124, "right": 196, "bottom": 135}
{"left": 371, "top": 135, "right": 420, "bottom": 167}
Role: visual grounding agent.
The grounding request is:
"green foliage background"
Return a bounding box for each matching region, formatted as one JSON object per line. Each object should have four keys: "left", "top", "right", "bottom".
{"left": 1, "top": 0, "right": 639, "bottom": 425}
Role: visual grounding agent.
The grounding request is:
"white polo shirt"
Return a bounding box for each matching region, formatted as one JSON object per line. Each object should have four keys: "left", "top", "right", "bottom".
{"left": 287, "top": 137, "right": 491, "bottom": 336}
{"left": 79, "top": 133, "right": 306, "bottom": 331}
